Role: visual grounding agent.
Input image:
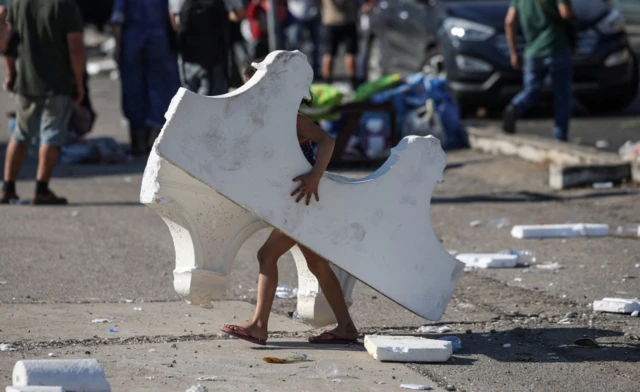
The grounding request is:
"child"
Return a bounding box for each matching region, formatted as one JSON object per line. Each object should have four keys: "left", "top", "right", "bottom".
{"left": 220, "top": 61, "right": 359, "bottom": 345}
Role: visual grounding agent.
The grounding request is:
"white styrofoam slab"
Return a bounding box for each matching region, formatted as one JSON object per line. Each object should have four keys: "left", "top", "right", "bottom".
{"left": 364, "top": 335, "right": 452, "bottom": 363}
{"left": 511, "top": 224, "right": 609, "bottom": 239}
{"left": 456, "top": 253, "right": 518, "bottom": 269}
{"left": 6, "top": 387, "right": 65, "bottom": 392}
{"left": 592, "top": 298, "right": 640, "bottom": 314}
{"left": 155, "top": 50, "right": 464, "bottom": 321}
{"left": 13, "top": 360, "right": 110, "bottom": 392}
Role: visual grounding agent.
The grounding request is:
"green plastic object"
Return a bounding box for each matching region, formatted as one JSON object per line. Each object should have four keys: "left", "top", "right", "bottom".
{"left": 304, "top": 84, "right": 345, "bottom": 121}
{"left": 354, "top": 74, "right": 403, "bottom": 102}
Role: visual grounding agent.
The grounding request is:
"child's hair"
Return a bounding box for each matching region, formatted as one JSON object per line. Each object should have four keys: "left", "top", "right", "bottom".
{"left": 244, "top": 59, "right": 313, "bottom": 107}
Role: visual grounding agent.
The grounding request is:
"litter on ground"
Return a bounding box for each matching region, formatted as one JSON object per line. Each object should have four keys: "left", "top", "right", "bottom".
{"left": 536, "top": 263, "right": 565, "bottom": 270}
{"left": 416, "top": 325, "right": 452, "bottom": 334}
{"left": 456, "top": 253, "right": 519, "bottom": 269}
{"left": 262, "top": 354, "right": 308, "bottom": 364}
{"left": 401, "top": 384, "right": 433, "bottom": 390}
{"left": 511, "top": 224, "right": 609, "bottom": 239}
{"left": 365, "top": 335, "right": 452, "bottom": 363}
{"left": 592, "top": 298, "right": 640, "bottom": 314}
{"left": 91, "top": 318, "right": 111, "bottom": 323}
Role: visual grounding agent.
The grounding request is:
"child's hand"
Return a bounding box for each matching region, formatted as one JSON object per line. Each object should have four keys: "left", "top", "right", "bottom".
{"left": 291, "top": 172, "right": 321, "bottom": 206}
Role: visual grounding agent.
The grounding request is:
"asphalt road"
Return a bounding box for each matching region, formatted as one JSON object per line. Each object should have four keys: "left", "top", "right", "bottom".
{"left": 0, "top": 59, "right": 639, "bottom": 390}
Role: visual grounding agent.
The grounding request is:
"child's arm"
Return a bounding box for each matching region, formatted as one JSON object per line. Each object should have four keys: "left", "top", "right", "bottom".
{"left": 291, "top": 113, "right": 335, "bottom": 205}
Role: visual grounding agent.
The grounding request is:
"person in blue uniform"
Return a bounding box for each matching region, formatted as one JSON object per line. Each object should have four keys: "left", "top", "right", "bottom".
{"left": 111, "top": 0, "right": 180, "bottom": 155}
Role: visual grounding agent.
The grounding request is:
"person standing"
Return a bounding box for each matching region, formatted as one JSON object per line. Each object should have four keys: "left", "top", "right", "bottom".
{"left": 1, "top": 0, "right": 85, "bottom": 205}
{"left": 287, "top": 0, "right": 321, "bottom": 77}
{"left": 246, "top": 0, "right": 288, "bottom": 59}
{"left": 169, "top": 0, "right": 231, "bottom": 96}
{"left": 111, "top": 0, "right": 181, "bottom": 156}
{"left": 503, "top": 0, "right": 575, "bottom": 141}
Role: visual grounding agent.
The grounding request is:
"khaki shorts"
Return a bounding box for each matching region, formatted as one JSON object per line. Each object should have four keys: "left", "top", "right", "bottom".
{"left": 13, "top": 94, "right": 73, "bottom": 147}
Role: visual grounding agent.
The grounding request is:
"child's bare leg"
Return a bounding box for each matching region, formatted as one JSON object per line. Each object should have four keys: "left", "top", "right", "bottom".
{"left": 300, "top": 246, "right": 358, "bottom": 340}
{"left": 224, "top": 229, "right": 295, "bottom": 341}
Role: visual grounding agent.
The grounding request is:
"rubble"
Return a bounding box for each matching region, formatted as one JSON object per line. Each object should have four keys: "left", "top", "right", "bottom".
{"left": 456, "top": 253, "right": 518, "bottom": 269}
{"left": 511, "top": 224, "right": 609, "bottom": 239}
{"left": 593, "top": 298, "right": 640, "bottom": 314}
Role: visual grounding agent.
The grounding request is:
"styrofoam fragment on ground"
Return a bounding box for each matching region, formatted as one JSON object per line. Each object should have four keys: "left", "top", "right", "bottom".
{"left": 401, "top": 385, "right": 432, "bottom": 390}
{"left": 536, "top": 263, "right": 565, "bottom": 270}
{"left": 12, "top": 360, "right": 110, "bottom": 392}
{"left": 364, "top": 335, "right": 452, "bottom": 363}
{"left": 456, "top": 253, "right": 518, "bottom": 269}
{"left": 631, "top": 310, "right": 639, "bottom": 317}
{"left": 6, "top": 387, "right": 65, "bottom": 392}
{"left": 511, "top": 224, "right": 609, "bottom": 239}
{"left": 592, "top": 298, "right": 640, "bottom": 314}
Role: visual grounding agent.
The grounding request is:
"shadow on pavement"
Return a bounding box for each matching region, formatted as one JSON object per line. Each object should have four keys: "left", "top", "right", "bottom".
{"left": 253, "top": 341, "right": 365, "bottom": 352}
{"left": 417, "top": 326, "right": 638, "bottom": 364}
{"left": 432, "top": 190, "right": 639, "bottom": 204}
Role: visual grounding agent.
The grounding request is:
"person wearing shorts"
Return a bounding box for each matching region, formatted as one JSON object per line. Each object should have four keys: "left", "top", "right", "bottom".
{"left": 321, "top": 0, "right": 372, "bottom": 89}
{"left": 1, "top": 0, "right": 85, "bottom": 205}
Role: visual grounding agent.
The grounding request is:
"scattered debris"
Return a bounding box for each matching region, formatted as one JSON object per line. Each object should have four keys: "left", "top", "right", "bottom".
{"left": 123, "top": 176, "right": 133, "bottom": 183}
{"left": 503, "top": 344, "right": 512, "bottom": 348}
{"left": 469, "top": 220, "right": 482, "bottom": 227}
{"left": 615, "top": 224, "right": 640, "bottom": 237}
{"left": 595, "top": 140, "right": 609, "bottom": 149}
{"left": 565, "top": 312, "right": 577, "bottom": 319}
{"left": 331, "top": 379, "right": 343, "bottom": 383}
{"left": 401, "top": 384, "right": 433, "bottom": 390}
{"left": 0, "top": 281, "right": 7, "bottom": 285}
{"left": 145, "top": 376, "right": 155, "bottom": 380}
{"left": 185, "top": 385, "right": 208, "bottom": 392}
{"left": 124, "top": 299, "right": 134, "bottom": 303}
{"left": 263, "top": 353, "right": 308, "bottom": 364}
{"left": 511, "top": 224, "right": 609, "bottom": 239}
{"left": 488, "top": 218, "right": 510, "bottom": 229}
{"left": 57, "top": 254, "right": 64, "bottom": 260}
{"left": 618, "top": 140, "right": 640, "bottom": 160}
{"left": 416, "top": 325, "right": 452, "bottom": 334}
{"left": 439, "top": 336, "right": 462, "bottom": 353}
{"left": 48, "top": 353, "right": 57, "bottom": 357}
{"left": 515, "top": 352, "right": 533, "bottom": 361}
{"left": 536, "top": 263, "right": 565, "bottom": 270}
{"left": 593, "top": 298, "right": 640, "bottom": 314}
{"left": 0, "top": 343, "right": 17, "bottom": 352}
{"left": 316, "top": 358, "right": 339, "bottom": 378}
{"left": 133, "top": 307, "right": 143, "bottom": 311}
{"left": 274, "top": 284, "right": 298, "bottom": 299}
{"left": 592, "top": 182, "right": 613, "bottom": 189}
{"left": 573, "top": 338, "right": 598, "bottom": 347}
{"left": 457, "top": 253, "right": 519, "bottom": 269}
{"left": 445, "top": 385, "right": 456, "bottom": 391}
{"left": 514, "top": 278, "right": 523, "bottom": 282}
{"left": 148, "top": 349, "right": 156, "bottom": 353}
{"left": 632, "top": 310, "right": 639, "bottom": 317}
{"left": 557, "top": 318, "right": 572, "bottom": 325}
{"left": 71, "top": 210, "right": 81, "bottom": 217}
{"left": 196, "top": 376, "right": 219, "bottom": 381}
{"left": 365, "top": 335, "right": 452, "bottom": 363}
{"left": 108, "top": 328, "right": 118, "bottom": 333}
{"left": 91, "top": 318, "right": 111, "bottom": 323}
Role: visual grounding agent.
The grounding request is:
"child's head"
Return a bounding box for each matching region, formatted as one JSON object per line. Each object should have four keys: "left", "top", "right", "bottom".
{"left": 244, "top": 59, "right": 313, "bottom": 107}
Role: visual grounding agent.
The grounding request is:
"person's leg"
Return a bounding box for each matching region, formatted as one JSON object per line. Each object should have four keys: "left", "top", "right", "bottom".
{"left": 33, "top": 95, "right": 73, "bottom": 204}
{"left": 549, "top": 50, "right": 573, "bottom": 141}
{"left": 209, "top": 62, "right": 229, "bottom": 96}
{"left": 322, "top": 25, "right": 339, "bottom": 83}
{"left": 287, "top": 18, "right": 303, "bottom": 51}
{"left": 144, "top": 29, "right": 181, "bottom": 151}
{"left": 308, "top": 17, "right": 322, "bottom": 78}
{"left": 503, "top": 57, "right": 546, "bottom": 134}
{"left": 300, "top": 246, "right": 358, "bottom": 341}
{"left": 119, "top": 29, "right": 148, "bottom": 155}
{"left": 222, "top": 229, "right": 296, "bottom": 341}
{"left": 344, "top": 24, "right": 359, "bottom": 89}
{"left": 2, "top": 95, "right": 40, "bottom": 203}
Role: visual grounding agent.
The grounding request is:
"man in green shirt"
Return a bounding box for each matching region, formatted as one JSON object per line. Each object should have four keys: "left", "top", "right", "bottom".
{"left": 1, "top": 0, "right": 85, "bottom": 204}
{"left": 503, "top": 0, "right": 574, "bottom": 141}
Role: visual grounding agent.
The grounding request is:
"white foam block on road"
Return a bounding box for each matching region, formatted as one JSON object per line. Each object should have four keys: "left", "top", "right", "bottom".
{"left": 456, "top": 253, "right": 518, "bottom": 269}
{"left": 6, "top": 387, "right": 65, "bottom": 392}
{"left": 153, "top": 50, "right": 464, "bottom": 321}
{"left": 593, "top": 298, "right": 640, "bottom": 314}
{"left": 364, "top": 335, "right": 452, "bottom": 363}
{"left": 12, "top": 360, "right": 110, "bottom": 392}
{"left": 511, "top": 224, "right": 609, "bottom": 239}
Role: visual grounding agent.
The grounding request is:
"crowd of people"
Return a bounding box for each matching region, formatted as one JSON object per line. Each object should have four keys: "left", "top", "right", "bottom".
{"left": 0, "top": 0, "right": 373, "bottom": 204}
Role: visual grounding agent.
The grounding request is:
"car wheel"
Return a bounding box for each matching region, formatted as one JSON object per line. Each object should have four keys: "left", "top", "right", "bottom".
{"left": 421, "top": 45, "right": 447, "bottom": 79}
{"left": 580, "top": 55, "right": 639, "bottom": 113}
{"left": 367, "top": 37, "right": 384, "bottom": 82}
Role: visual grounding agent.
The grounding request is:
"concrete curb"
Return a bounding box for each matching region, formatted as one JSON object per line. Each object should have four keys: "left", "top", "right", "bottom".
{"left": 467, "top": 126, "right": 638, "bottom": 189}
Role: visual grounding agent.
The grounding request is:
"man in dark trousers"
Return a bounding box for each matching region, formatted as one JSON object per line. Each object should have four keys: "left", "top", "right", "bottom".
{"left": 503, "top": 0, "right": 574, "bottom": 141}
{"left": 1, "top": 0, "right": 85, "bottom": 204}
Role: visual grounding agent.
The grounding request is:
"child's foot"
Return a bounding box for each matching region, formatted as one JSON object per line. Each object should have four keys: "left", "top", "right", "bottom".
{"left": 309, "top": 324, "right": 359, "bottom": 344}
{"left": 220, "top": 323, "right": 268, "bottom": 345}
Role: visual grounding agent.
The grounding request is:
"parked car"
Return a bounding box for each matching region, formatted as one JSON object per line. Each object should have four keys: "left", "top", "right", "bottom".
{"left": 365, "top": 0, "right": 639, "bottom": 114}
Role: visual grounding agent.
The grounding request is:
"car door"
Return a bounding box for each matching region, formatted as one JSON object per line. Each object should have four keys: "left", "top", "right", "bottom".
{"left": 379, "top": 0, "right": 431, "bottom": 74}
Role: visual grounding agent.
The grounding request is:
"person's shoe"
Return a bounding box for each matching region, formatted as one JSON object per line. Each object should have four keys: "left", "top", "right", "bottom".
{"left": 0, "top": 191, "right": 19, "bottom": 204}
{"left": 502, "top": 105, "right": 518, "bottom": 134}
{"left": 32, "top": 190, "right": 68, "bottom": 205}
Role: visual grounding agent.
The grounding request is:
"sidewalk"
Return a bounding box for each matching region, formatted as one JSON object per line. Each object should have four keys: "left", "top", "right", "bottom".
{"left": 0, "top": 301, "right": 444, "bottom": 391}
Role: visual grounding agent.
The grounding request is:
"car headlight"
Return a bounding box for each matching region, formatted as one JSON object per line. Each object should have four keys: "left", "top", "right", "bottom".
{"left": 443, "top": 17, "right": 495, "bottom": 42}
{"left": 596, "top": 9, "right": 625, "bottom": 35}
